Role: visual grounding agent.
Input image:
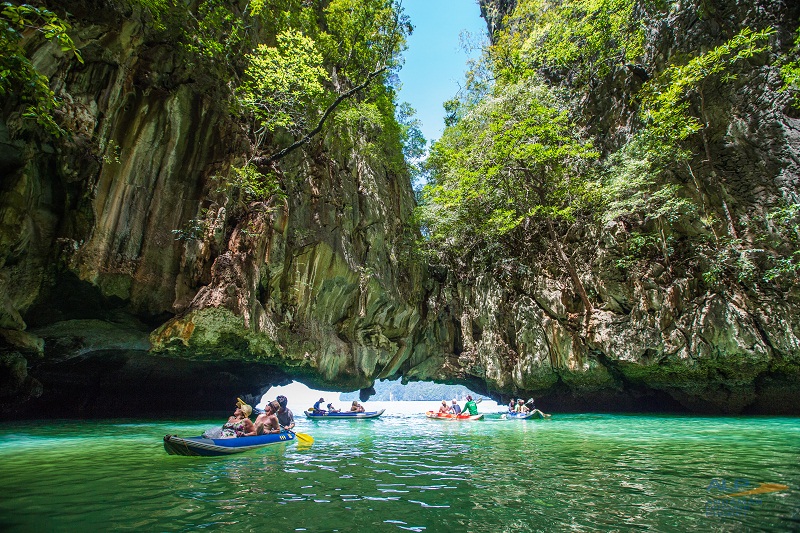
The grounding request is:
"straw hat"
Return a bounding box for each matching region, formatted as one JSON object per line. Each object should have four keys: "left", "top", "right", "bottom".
{"left": 236, "top": 397, "right": 253, "bottom": 417}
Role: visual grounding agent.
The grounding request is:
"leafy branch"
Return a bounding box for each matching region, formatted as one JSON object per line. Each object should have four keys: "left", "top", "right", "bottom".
{"left": 0, "top": 2, "right": 83, "bottom": 135}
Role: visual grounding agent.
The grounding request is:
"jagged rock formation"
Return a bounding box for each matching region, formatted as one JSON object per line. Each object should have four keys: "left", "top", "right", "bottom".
{"left": 0, "top": 0, "right": 798, "bottom": 417}
{"left": 0, "top": 2, "right": 421, "bottom": 416}
{"left": 421, "top": 0, "right": 800, "bottom": 414}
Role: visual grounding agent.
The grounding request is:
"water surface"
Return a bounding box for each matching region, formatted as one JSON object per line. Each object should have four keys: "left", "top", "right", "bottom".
{"left": 0, "top": 405, "right": 797, "bottom": 531}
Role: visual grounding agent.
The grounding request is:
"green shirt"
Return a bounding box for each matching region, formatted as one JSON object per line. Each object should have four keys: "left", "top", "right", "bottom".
{"left": 463, "top": 400, "right": 478, "bottom": 415}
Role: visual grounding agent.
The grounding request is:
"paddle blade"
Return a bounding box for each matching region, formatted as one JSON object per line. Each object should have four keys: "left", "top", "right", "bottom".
{"left": 294, "top": 431, "right": 314, "bottom": 445}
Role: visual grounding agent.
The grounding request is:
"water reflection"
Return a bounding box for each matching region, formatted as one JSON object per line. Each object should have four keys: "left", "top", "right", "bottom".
{"left": 0, "top": 414, "right": 796, "bottom": 531}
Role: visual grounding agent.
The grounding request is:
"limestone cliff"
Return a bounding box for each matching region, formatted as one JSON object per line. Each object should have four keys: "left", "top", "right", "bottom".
{"left": 0, "top": 1, "right": 421, "bottom": 416}
{"left": 0, "top": 0, "right": 798, "bottom": 417}
{"left": 412, "top": 0, "right": 800, "bottom": 413}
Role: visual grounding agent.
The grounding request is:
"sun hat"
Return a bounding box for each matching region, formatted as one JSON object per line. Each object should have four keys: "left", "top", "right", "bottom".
{"left": 236, "top": 398, "right": 253, "bottom": 417}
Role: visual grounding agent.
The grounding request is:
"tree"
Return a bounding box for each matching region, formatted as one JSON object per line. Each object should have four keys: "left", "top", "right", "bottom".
{"left": 236, "top": 0, "right": 412, "bottom": 166}
{"left": 0, "top": 2, "right": 82, "bottom": 135}
{"left": 421, "top": 80, "right": 599, "bottom": 312}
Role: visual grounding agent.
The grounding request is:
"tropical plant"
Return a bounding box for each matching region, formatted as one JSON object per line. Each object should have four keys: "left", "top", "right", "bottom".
{"left": 0, "top": 2, "right": 82, "bottom": 135}
{"left": 421, "top": 80, "right": 599, "bottom": 311}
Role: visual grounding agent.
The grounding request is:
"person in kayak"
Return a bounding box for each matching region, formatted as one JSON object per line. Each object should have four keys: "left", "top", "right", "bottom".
{"left": 275, "top": 395, "right": 295, "bottom": 430}
{"left": 515, "top": 399, "right": 530, "bottom": 413}
{"left": 220, "top": 398, "right": 257, "bottom": 438}
{"left": 326, "top": 403, "right": 341, "bottom": 413}
{"left": 350, "top": 400, "right": 365, "bottom": 412}
{"left": 461, "top": 395, "right": 479, "bottom": 416}
{"left": 525, "top": 398, "right": 552, "bottom": 418}
{"left": 438, "top": 400, "right": 450, "bottom": 414}
{"left": 313, "top": 397, "right": 326, "bottom": 414}
{"left": 254, "top": 400, "right": 281, "bottom": 435}
{"left": 450, "top": 399, "right": 462, "bottom": 415}
{"left": 508, "top": 398, "right": 516, "bottom": 412}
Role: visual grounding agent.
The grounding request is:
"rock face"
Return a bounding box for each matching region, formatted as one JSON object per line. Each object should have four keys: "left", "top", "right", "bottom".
{"left": 0, "top": 1, "right": 798, "bottom": 417}
{"left": 431, "top": 0, "right": 800, "bottom": 413}
{"left": 0, "top": 3, "right": 421, "bottom": 416}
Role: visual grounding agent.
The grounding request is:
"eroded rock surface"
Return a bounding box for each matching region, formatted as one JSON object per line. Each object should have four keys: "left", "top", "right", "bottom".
{"left": 0, "top": 1, "right": 798, "bottom": 416}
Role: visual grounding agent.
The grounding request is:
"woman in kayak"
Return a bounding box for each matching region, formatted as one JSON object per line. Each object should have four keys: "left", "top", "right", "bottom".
{"left": 254, "top": 400, "right": 282, "bottom": 435}
{"left": 350, "top": 401, "right": 365, "bottom": 412}
{"left": 220, "top": 399, "right": 257, "bottom": 438}
{"left": 438, "top": 400, "right": 450, "bottom": 414}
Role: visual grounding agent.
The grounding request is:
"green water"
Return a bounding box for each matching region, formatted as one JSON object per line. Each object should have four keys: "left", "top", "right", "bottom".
{"left": 0, "top": 412, "right": 797, "bottom": 532}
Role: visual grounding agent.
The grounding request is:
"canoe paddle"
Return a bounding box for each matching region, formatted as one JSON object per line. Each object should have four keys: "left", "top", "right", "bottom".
{"left": 281, "top": 424, "right": 314, "bottom": 445}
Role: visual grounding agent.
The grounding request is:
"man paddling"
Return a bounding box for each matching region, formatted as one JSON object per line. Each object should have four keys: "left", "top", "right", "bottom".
{"left": 460, "top": 395, "right": 479, "bottom": 417}
{"left": 525, "top": 398, "right": 552, "bottom": 418}
{"left": 313, "top": 397, "right": 325, "bottom": 414}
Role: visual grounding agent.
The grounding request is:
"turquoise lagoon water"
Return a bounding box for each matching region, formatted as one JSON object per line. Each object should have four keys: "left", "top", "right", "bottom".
{"left": 0, "top": 404, "right": 797, "bottom": 532}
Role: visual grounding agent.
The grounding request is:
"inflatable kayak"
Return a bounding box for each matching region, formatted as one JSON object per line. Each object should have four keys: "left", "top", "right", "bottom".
{"left": 163, "top": 431, "right": 295, "bottom": 456}
{"left": 425, "top": 411, "right": 484, "bottom": 421}
{"left": 501, "top": 410, "right": 551, "bottom": 419}
{"left": 503, "top": 411, "right": 535, "bottom": 419}
{"left": 305, "top": 409, "right": 385, "bottom": 419}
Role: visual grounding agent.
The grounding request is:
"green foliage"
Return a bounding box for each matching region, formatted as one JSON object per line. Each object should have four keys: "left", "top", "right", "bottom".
{"left": 0, "top": 2, "right": 82, "bottom": 135}
{"left": 99, "top": 139, "right": 121, "bottom": 165}
{"left": 493, "top": 0, "right": 646, "bottom": 83}
{"left": 614, "top": 231, "right": 664, "bottom": 270}
{"left": 764, "top": 202, "right": 800, "bottom": 282}
{"left": 227, "top": 164, "right": 285, "bottom": 203}
{"left": 695, "top": 237, "right": 763, "bottom": 288}
{"left": 172, "top": 208, "right": 210, "bottom": 241}
{"left": 602, "top": 135, "right": 696, "bottom": 225}
{"left": 127, "top": 0, "right": 171, "bottom": 30}
{"left": 420, "top": 79, "right": 598, "bottom": 252}
{"left": 320, "top": 0, "right": 409, "bottom": 79}
{"left": 780, "top": 24, "right": 800, "bottom": 108}
{"left": 639, "top": 26, "right": 774, "bottom": 143}
{"left": 229, "top": 0, "right": 411, "bottom": 167}
{"left": 173, "top": 165, "right": 285, "bottom": 241}
{"left": 396, "top": 102, "right": 426, "bottom": 180}
{"left": 238, "top": 29, "right": 327, "bottom": 135}
{"left": 601, "top": 27, "right": 773, "bottom": 276}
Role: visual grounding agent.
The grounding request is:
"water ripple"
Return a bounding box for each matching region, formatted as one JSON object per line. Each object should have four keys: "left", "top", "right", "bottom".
{"left": 0, "top": 415, "right": 797, "bottom": 531}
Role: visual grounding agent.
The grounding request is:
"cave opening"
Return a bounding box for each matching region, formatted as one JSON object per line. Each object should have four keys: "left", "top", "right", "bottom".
{"left": 260, "top": 379, "right": 495, "bottom": 414}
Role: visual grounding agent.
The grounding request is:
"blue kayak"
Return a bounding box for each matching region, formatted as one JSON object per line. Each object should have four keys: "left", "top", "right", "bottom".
{"left": 502, "top": 410, "right": 551, "bottom": 419}
{"left": 504, "top": 411, "right": 535, "bottom": 419}
{"left": 305, "top": 409, "right": 385, "bottom": 419}
{"left": 163, "top": 431, "right": 295, "bottom": 456}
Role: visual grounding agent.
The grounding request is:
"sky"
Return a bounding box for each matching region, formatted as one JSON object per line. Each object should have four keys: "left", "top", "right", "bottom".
{"left": 396, "top": 0, "right": 488, "bottom": 144}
